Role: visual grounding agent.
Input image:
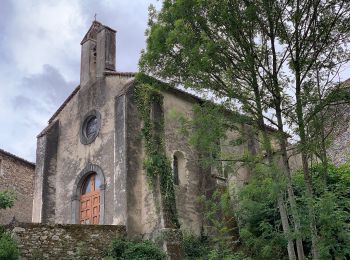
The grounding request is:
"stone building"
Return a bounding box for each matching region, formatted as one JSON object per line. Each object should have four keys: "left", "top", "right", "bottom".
{"left": 32, "top": 21, "right": 255, "bottom": 240}
{"left": 0, "top": 149, "right": 35, "bottom": 224}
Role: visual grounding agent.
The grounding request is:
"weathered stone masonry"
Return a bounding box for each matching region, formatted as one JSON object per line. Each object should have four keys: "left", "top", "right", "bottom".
{"left": 31, "top": 21, "right": 262, "bottom": 259}
{"left": 0, "top": 149, "right": 35, "bottom": 224}
{"left": 7, "top": 222, "right": 126, "bottom": 259}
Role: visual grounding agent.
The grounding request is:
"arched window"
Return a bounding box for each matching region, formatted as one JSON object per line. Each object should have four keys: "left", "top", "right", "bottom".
{"left": 173, "top": 155, "right": 179, "bottom": 185}
{"left": 173, "top": 151, "right": 186, "bottom": 186}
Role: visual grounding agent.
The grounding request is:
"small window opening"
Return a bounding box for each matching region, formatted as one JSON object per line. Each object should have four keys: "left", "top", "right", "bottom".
{"left": 173, "top": 155, "right": 179, "bottom": 185}
{"left": 92, "top": 46, "right": 97, "bottom": 64}
{"left": 211, "top": 139, "right": 225, "bottom": 177}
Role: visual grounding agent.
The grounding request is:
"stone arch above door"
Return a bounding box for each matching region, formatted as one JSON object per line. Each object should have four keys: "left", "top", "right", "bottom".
{"left": 71, "top": 163, "right": 106, "bottom": 224}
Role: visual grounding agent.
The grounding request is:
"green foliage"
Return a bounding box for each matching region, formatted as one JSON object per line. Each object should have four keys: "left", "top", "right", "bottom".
{"left": 140, "top": 0, "right": 350, "bottom": 258}
{"left": 192, "top": 190, "right": 254, "bottom": 259}
{"left": 184, "top": 104, "right": 227, "bottom": 150}
{"left": 74, "top": 241, "right": 95, "bottom": 260}
{"left": 0, "top": 191, "right": 16, "bottom": 210}
{"left": 134, "top": 73, "right": 179, "bottom": 228}
{"left": 293, "top": 164, "right": 350, "bottom": 259}
{"left": 202, "top": 190, "right": 238, "bottom": 250}
{"left": 235, "top": 171, "right": 288, "bottom": 260}
{"left": 182, "top": 233, "right": 250, "bottom": 260}
{"left": 175, "top": 101, "right": 255, "bottom": 176}
{"left": 0, "top": 191, "right": 18, "bottom": 260}
{"left": 0, "top": 231, "right": 19, "bottom": 260}
{"left": 177, "top": 103, "right": 232, "bottom": 170}
{"left": 106, "top": 238, "right": 166, "bottom": 260}
{"left": 315, "top": 192, "right": 349, "bottom": 259}
{"left": 235, "top": 163, "right": 350, "bottom": 259}
{"left": 182, "top": 233, "right": 210, "bottom": 259}
{"left": 207, "top": 249, "right": 251, "bottom": 260}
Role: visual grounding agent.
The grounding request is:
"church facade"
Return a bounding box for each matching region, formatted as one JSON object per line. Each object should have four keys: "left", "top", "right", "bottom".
{"left": 32, "top": 21, "right": 255, "bottom": 237}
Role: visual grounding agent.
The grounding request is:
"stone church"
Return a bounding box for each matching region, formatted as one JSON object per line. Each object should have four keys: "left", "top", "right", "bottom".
{"left": 32, "top": 21, "right": 256, "bottom": 238}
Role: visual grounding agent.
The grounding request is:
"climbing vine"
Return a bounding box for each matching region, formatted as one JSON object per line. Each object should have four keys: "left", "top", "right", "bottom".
{"left": 134, "top": 73, "right": 180, "bottom": 228}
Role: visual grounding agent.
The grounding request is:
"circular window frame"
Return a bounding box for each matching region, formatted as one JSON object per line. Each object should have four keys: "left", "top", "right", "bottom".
{"left": 80, "top": 110, "right": 101, "bottom": 145}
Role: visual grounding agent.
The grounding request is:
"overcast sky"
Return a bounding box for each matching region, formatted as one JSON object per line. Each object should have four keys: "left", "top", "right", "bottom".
{"left": 0, "top": 0, "right": 161, "bottom": 162}
{"left": 1, "top": 1, "right": 350, "bottom": 162}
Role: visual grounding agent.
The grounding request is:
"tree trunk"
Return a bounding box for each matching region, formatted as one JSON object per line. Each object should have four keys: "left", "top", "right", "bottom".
{"left": 251, "top": 74, "right": 297, "bottom": 260}
{"left": 269, "top": 24, "right": 305, "bottom": 259}
{"left": 293, "top": 0, "right": 319, "bottom": 256}
{"left": 295, "top": 68, "right": 319, "bottom": 260}
{"left": 316, "top": 71, "right": 329, "bottom": 183}
{"left": 277, "top": 195, "right": 296, "bottom": 260}
{"left": 275, "top": 104, "right": 305, "bottom": 260}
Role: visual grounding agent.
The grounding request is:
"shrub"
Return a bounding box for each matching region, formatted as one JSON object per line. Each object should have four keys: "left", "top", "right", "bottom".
{"left": 106, "top": 238, "right": 166, "bottom": 260}
{"left": 182, "top": 233, "right": 209, "bottom": 259}
{"left": 234, "top": 163, "right": 350, "bottom": 259}
{"left": 182, "top": 232, "right": 251, "bottom": 260}
{"left": 293, "top": 164, "right": 350, "bottom": 259}
{"left": 0, "top": 231, "right": 19, "bottom": 260}
{"left": 0, "top": 191, "right": 16, "bottom": 210}
{"left": 208, "top": 249, "right": 252, "bottom": 260}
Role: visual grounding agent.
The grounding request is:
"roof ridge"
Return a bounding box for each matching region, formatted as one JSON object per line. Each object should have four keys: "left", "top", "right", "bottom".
{"left": 104, "top": 71, "right": 136, "bottom": 77}
{"left": 48, "top": 85, "right": 80, "bottom": 123}
{"left": 47, "top": 71, "right": 138, "bottom": 124}
{"left": 0, "top": 149, "right": 35, "bottom": 167}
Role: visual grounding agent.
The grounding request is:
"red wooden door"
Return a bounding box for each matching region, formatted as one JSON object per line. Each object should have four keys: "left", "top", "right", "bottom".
{"left": 80, "top": 173, "right": 100, "bottom": 224}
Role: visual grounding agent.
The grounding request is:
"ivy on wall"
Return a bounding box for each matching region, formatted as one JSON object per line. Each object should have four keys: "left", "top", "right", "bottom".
{"left": 134, "top": 73, "right": 180, "bottom": 228}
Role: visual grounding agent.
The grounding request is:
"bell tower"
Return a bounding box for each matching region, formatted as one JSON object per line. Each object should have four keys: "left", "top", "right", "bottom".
{"left": 80, "top": 21, "right": 116, "bottom": 87}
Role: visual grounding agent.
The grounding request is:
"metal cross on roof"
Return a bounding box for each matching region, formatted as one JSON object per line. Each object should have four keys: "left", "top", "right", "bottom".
{"left": 94, "top": 13, "right": 97, "bottom": 21}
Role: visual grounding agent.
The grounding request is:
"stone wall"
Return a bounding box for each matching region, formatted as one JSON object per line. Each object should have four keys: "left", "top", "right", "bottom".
{"left": 8, "top": 223, "right": 126, "bottom": 259}
{"left": 32, "top": 75, "right": 133, "bottom": 225}
{"left": 0, "top": 150, "right": 35, "bottom": 224}
{"left": 326, "top": 104, "right": 350, "bottom": 165}
{"left": 163, "top": 90, "right": 203, "bottom": 235}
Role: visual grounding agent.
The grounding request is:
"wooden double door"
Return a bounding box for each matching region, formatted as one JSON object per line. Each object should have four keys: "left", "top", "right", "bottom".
{"left": 80, "top": 173, "right": 100, "bottom": 224}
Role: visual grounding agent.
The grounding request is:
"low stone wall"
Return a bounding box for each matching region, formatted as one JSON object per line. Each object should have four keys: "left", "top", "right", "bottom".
{"left": 6, "top": 223, "right": 126, "bottom": 259}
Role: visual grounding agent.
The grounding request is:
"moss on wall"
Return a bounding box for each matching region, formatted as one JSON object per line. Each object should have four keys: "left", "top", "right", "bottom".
{"left": 134, "top": 73, "right": 179, "bottom": 228}
{"left": 7, "top": 223, "right": 126, "bottom": 259}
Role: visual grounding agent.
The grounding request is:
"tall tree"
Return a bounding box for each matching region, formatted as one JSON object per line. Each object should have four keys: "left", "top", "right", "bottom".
{"left": 276, "top": 1, "right": 350, "bottom": 257}
{"left": 248, "top": 1, "right": 306, "bottom": 258}
{"left": 140, "top": 0, "right": 350, "bottom": 258}
{"left": 140, "top": 1, "right": 300, "bottom": 258}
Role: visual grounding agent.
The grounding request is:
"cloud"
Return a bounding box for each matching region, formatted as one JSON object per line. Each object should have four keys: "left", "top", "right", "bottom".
{"left": 15, "top": 64, "right": 76, "bottom": 105}
{"left": 79, "top": 0, "right": 162, "bottom": 72}
{"left": 0, "top": 0, "right": 160, "bottom": 161}
{"left": 5, "top": 1, "right": 84, "bottom": 79}
{"left": 0, "top": 64, "right": 76, "bottom": 161}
